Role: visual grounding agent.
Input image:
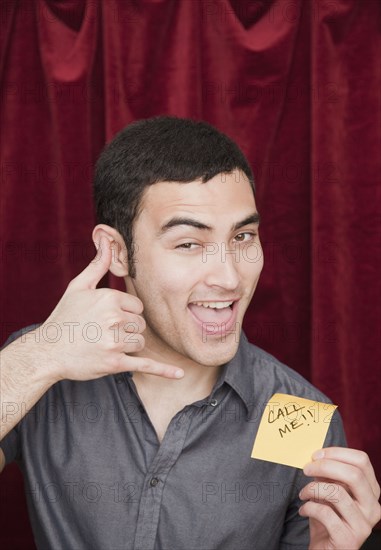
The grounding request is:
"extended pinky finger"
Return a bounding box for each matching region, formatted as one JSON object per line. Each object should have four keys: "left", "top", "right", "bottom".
{"left": 120, "top": 354, "right": 184, "bottom": 379}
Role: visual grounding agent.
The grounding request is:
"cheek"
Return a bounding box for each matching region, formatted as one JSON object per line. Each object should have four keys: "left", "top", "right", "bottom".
{"left": 234, "top": 252, "right": 263, "bottom": 281}
{"left": 252, "top": 255, "right": 264, "bottom": 278}
{"left": 136, "top": 257, "right": 196, "bottom": 300}
{"left": 150, "top": 250, "right": 201, "bottom": 288}
{"left": 242, "top": 241, "right": 264, "bottom": 268}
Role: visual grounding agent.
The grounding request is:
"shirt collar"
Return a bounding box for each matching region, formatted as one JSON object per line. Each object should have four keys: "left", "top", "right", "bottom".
{"left": 123, "top": 331, "right": 255, "bottom": 414}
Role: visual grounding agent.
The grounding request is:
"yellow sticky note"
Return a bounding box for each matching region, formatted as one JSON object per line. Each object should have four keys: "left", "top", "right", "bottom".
{"left": 251, "top": 393, "right": 337, "bottom": 469}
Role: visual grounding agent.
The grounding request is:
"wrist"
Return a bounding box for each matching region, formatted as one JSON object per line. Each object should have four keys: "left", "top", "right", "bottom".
{"left": 3, "top": 333, "right": 62, "bottom": 389}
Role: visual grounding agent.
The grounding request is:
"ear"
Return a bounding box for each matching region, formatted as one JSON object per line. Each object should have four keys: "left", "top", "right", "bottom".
{"left": 92, "top": 224, "right": 129, "bottom": 277}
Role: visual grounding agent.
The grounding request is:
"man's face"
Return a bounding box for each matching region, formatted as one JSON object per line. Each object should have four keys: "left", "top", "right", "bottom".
{"left": 125, "top": 169, "right": 264, "bottom": 368}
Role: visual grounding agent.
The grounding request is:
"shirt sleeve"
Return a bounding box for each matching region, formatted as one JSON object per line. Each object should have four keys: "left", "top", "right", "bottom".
{"left": 0, "top": 324, "right": 42, "bottom": 465}
{"left": 278, "top": 408, "right": 347, "bottom": 549}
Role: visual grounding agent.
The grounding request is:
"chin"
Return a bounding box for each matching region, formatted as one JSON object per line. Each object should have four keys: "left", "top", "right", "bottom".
{"left": 190, "top": 340, "right": 240, "bottom": 368}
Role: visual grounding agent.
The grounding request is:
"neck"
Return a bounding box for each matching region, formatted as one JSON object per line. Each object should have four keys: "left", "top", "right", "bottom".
{"left": 133, "top": 361, "right": 221, "bottom": 402}
{"left": 130, "top": 332, "right": 225, "bottom": 443}
{"left": 130, "top": 335, "right": 222, "bottom": 403}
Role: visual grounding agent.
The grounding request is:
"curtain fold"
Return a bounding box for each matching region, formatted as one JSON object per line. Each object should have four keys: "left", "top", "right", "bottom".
{"left": 1, "top": 1, "right": 379, "bottom": 546}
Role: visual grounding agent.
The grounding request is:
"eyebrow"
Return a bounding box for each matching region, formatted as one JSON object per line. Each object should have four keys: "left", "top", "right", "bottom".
{"left": 157, "top": 212, "right": 261, "bottom": 236}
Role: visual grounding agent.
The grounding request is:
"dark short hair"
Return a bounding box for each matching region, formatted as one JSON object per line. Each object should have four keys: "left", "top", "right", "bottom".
{"left": 93, "top": 115, "right": 255, "bottom": 277}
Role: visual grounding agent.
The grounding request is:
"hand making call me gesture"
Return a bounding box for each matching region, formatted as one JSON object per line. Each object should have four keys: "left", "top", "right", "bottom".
{"left": 1, "top": 237, "right": 380, "bottom": 549}
{"left": 2, "top": 237, "right": 184, "bottom": 416}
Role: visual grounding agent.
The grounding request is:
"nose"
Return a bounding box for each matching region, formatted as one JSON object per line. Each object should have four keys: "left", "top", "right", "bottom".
{"left": 202, "top": 243, "right": 240, "bottom": 290}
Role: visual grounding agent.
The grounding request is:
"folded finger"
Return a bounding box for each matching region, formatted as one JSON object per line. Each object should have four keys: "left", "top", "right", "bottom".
{"left": 304, "top": 460, "right": 372, "bottom": 511}
{"left": 312, "top": 448, "right": 380, "bottom": 498}
{"left": 299, "top": 499, "right": 371, "bottom": 549}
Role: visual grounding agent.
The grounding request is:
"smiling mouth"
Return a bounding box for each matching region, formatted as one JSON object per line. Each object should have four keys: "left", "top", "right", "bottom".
{"left": 187, "top": 300, "right": 239, "bottom": 327}
{"left": 191, "top": 300, "right": 234, "bottom": 309}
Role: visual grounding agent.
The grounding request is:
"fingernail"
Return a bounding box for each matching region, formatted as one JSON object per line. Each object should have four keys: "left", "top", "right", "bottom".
{"left": 312, "top": 449, "right": 325, "bottom": 460}
{"left": 303, "top": 464, "right": 312, "bottom": 476}
{"left": 175, "top": 369, "right": 184, "bottom": 378}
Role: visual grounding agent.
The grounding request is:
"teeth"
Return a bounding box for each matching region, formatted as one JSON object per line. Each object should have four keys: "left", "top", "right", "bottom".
{"left": 193, "top": 301, "right": 233, "bottom": 309}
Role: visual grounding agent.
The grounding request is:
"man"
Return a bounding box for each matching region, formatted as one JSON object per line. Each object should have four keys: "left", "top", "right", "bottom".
{"left": 1, "top": 117, "right": 380, "bottom": 549}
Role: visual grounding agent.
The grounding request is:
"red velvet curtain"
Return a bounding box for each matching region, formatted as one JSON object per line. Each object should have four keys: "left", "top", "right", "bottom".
{"left": 1, "top": 1, "right": 380, "bottom": 547}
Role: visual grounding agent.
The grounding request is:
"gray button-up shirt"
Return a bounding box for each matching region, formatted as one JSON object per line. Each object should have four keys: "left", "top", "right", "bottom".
{"left": 1, "top": 327, "right": 346, "bottom": 550}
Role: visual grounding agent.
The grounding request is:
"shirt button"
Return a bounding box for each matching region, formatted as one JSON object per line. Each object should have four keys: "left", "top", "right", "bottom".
{"left": 149, "top": 477, "right": 159, "bottom": 487}
{"left": 210, "top": 399, "right": 218, "bottom": 407}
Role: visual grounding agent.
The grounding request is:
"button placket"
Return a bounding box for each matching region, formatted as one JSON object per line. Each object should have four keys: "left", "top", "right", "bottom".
{"left": 133, "top": 406, "right": 195, "bottom": 550}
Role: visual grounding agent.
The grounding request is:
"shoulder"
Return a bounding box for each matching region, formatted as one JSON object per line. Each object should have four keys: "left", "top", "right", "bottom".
{"left": 242, "top": 337, "right": 334, "bottom": 405}
{"left": 239, "top": 337, "right": 347, "bottom": 446}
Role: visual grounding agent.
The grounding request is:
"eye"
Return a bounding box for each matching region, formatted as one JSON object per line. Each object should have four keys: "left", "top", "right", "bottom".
{"left": 175, "top": 242, "right": 200, "bottom": 250}
{"left": 234, "top": 232, "right": 257, "bottom": 243}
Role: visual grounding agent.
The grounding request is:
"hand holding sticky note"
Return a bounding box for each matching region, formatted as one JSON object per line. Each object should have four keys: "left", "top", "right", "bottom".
{"left": 251, "top": 393, "right": 337, "bottom": 469}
